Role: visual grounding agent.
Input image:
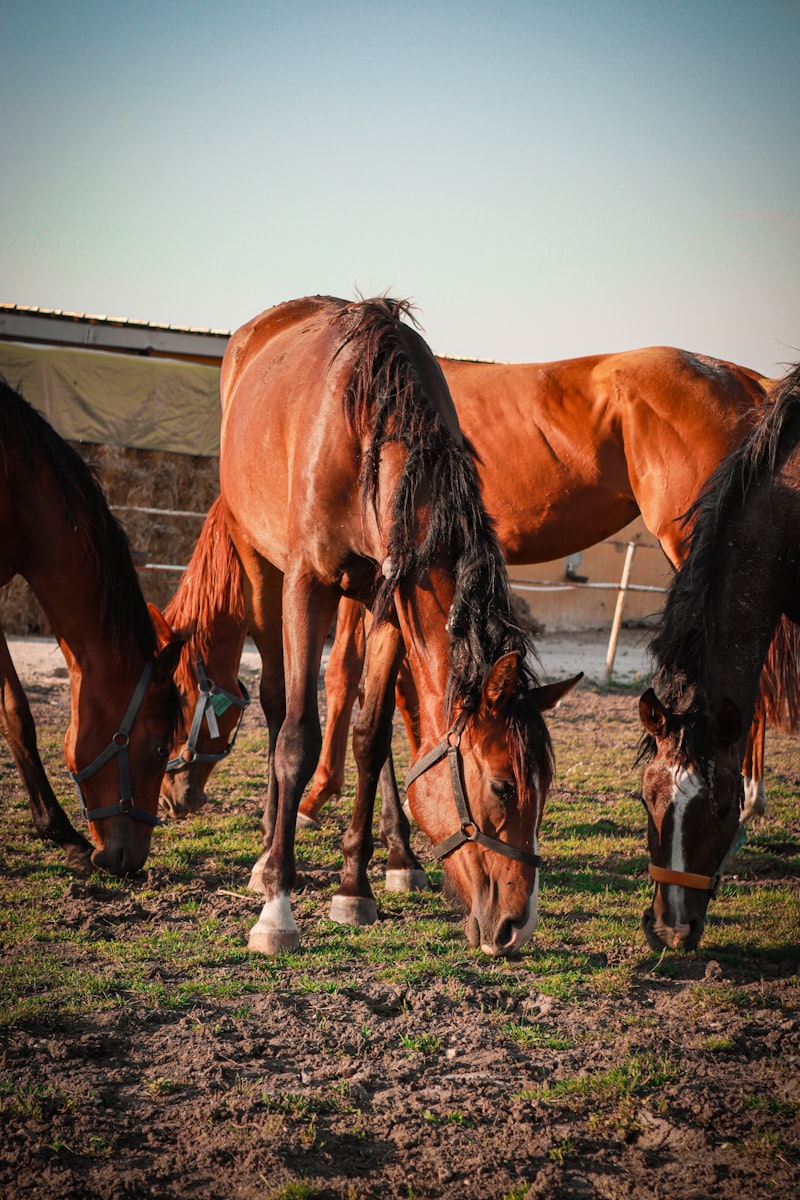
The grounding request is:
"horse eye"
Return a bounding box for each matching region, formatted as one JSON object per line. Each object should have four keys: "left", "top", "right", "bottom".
{"left": 156, "top": 744, "right": 168, "bottom": 759}
{"left": 491, "top": 780, "right": 516, "bottom": 799}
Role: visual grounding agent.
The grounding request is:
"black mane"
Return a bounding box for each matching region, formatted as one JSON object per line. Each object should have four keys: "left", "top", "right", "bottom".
{"left": 336, "top": 297, "right": 554, "bottom": 803}
{"left": 642, "top": 362, "right": 800, "bottom": 762}
{"left": 0, "top": 377, "right": 158, "bottom": 661}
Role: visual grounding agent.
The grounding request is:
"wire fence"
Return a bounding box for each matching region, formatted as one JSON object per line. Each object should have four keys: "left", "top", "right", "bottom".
{"left": 114, "top": 506, "right": 667, "bottom": 679}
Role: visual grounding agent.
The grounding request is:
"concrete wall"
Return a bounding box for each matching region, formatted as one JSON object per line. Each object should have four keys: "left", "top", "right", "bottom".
{"left": 509, "top": 516, "right": 673, "bottom": 633}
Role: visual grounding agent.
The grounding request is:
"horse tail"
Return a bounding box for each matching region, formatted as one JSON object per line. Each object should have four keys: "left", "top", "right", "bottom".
{"left": 759, "top": 614, "right": 800, "bottom": 734}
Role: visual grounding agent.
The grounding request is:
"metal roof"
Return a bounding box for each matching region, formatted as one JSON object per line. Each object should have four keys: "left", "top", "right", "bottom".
{"left": 0, "top": 303, "right": 230, "bottom": 366}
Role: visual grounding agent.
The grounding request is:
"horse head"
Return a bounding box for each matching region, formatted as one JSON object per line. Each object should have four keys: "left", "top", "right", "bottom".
{"left": 407, "top": 654, "right": 581, "bottom": 956}
{"left": 65, "top": 605, "right": 184, "bottom": 876}
{"left": 638, "top": 680, "right": 744, "bottom": 951}
{"left": 159, "top": 655, "right": 249, "bottom": 819}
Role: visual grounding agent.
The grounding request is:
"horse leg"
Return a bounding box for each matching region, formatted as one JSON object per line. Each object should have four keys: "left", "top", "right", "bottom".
{"left": 248, "top": 572, "right": 338, "bottom": 953}
{"left": 229, "top": 553, "right": 286, "bottom": 893}
{"left": 329, "top": 621, "right": 406, "bottom": 925}
{"left": 298, "top": 597, "right": 366, "bottom": 829}
{"left": 741, "top": 704, "right": 768, "bottom": 821}
{"left": 393, "top": 657, "right": 421, "bottom": 823}
{"left": 0, "top": 630, "right": 93, "bottom": 870}
{"left": 377, "top": 750, "right": 429, "bottom": 892}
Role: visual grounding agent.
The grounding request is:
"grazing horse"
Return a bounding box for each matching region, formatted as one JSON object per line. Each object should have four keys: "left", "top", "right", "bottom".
{"left": 159, "top": 497, "right": 249, "bottom": 819}
{"left": 638, "top": 361, "right": 800, "bottom": 951}
{"left": 298, "top": 346, "right": 777, "bottom": 829}
{"left": 219, "top": 295, "right": 578, "bottom": 957}
{"left": 0, "top": 379, "right": 183, "bottom": 875}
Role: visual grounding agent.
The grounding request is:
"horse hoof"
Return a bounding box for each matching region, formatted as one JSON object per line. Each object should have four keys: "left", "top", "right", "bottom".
{"left": 64, "top": 843, "right": 94, "bottom": 873}
{"left": 328, "top": 895, "right": 378, "bottom": 926}
{"left": 247, "top": 864, "right": 268, "bottom": 894}
{"left": 296, "top": 812, "right": 321, "bottom": 831}
{"left": 247, "top": 923, "right": 301, "bottom": 955}
{"left": 385, "top": 868, "right": 430, "bottom": 893}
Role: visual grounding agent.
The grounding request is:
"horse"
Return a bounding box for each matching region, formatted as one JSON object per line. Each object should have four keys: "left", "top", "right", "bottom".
{"left": 0, "top": 378, "right": 183, "bottom": 875}
{"left": 219, "top": 295, "right": 579, "bottom": 957}
{"left": 158, "top": 496, "right": 250, "bottom": 819}
{"left": 297, "top": 345, "right": 778, "bottom": 829}
{"left": 638, "top": 361, "right": 800, "bottom": 951}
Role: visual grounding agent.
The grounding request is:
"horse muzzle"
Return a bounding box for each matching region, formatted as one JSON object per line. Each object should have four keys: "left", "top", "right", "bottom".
{"left": 466, "top": 897, "right": 538, "bottom": 957}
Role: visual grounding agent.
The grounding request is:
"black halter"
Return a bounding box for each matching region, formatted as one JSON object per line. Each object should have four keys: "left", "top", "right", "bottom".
{"left": 166, "top": 658, "right": 249, "bottom": 774}
{"left": 71, "top": 661, "right": 162, "bottom": 827}
{"left": 405, "top": 715, "right": 540, "bottom": 869}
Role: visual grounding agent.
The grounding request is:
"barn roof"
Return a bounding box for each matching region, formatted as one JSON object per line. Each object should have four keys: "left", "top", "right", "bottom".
{"left": 0, "top": 304, "right": 229, "bottom": 456}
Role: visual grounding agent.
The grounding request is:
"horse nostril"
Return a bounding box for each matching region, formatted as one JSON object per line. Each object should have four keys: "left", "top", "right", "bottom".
{"left": 495, "top": 917, "right": 515, "bottom": 949}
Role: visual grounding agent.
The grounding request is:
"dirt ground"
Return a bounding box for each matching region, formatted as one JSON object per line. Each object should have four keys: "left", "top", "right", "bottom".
{"left": 1, "top": 635, "right": 798, "bottom": 1200}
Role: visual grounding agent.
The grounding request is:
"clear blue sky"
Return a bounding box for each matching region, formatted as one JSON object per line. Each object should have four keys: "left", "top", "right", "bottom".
{"left": 2, "top": 0, "right": 798, "bottom": 375}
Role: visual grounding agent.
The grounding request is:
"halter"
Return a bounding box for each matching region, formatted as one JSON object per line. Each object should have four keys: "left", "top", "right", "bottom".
{"left": 646, "top": 705, "right": 747, "bottom": 897}
{"left": 648, "top": 822, "right": 747, "bottom": 897}
{"left": 166, "top": 658, "right": 250, "bottom": 774}
{"left": 70, "top": 661, "right": 162, "bottom": 827}
{"left": 405, "top": 714, "right": 540, "bottom": 869}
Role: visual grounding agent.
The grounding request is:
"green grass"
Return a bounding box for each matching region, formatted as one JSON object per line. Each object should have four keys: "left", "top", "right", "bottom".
{"left": 0, "top": 682, "right": 797, "bottom": 1029}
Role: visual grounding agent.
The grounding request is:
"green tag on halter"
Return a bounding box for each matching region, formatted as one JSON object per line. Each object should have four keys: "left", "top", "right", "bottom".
{"left": 731, "top": 823, "right": 747, "bottom": 856}
{"left": 210, "top": 692, "right": 233, "bottom": 717}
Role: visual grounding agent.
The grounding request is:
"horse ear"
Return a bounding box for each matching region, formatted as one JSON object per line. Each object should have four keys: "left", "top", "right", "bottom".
{"left": 482, "top": 652, "right": 520, "bottom": 712}
{"left": 639, "top": 688, "right": 670, "bottom": 739}
{"left": 715, "top": 698, "right": 742, "bottom": 749}
{"left": 147, "top": 604, "right": 185, "bottom": 683}
{"left": 531, "top": 672, "right": 583, "bottom": 713}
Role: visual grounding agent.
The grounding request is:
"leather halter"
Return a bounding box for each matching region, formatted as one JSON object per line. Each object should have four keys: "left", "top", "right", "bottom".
{"left": 166, "top": 658, "right": 249, "bottom": 774}
{"left": 71, "top": 661, "right": 162, "bottom": 827}
{"left": 648, "top": 823, "right": 747, "bottom": 898}
{"left": 405, "top": 715, "right": 540, "bottom": 869}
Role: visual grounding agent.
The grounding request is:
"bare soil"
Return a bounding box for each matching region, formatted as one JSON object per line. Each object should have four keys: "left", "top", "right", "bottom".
{"left": 1, "top": 649, "right": 798, "bottom": 1200}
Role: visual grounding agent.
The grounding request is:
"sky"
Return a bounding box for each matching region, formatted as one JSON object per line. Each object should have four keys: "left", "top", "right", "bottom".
{"left": 1, "top": 0, "right": 798, "bottom": 377}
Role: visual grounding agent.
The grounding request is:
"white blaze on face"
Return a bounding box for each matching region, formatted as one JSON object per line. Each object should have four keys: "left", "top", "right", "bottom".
{"left": 666, "top": 764, "right": 706, "bottom": 925}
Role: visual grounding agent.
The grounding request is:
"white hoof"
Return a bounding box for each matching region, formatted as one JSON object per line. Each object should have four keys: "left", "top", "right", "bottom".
{"left": 385, "top": 868, "right": 430, "bottom": 893}
{"left": 741, "top": 776, "right": 767, "bottom": 822}
{"left": 328, "top": 894, "right": 378, "bottom": 925}
{"left": 248, "top": 925, "right": 301, "bottom": 954}
{"left": 247, "top": 893, "right": 300, "bottom": 955}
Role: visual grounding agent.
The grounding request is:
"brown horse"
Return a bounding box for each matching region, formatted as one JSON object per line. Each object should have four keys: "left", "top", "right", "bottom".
{"left": 638, "top": 361, "right": 800, "bottom": 951}
{"left": 219, "top": 296, "right": 578, "bottom": 957}
{"left": 0, "top": 379, "right": 183, "bottom": 875}
{"left": 159, "top": 497, "right": 249, "bottom": 819}
{"left": 298, "top": 346, "right": 777, "bottom": 828}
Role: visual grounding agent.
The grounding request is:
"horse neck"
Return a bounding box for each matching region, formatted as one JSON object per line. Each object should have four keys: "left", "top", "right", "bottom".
{"left": 392, "top": 566, "right": 458, "bottom": 739}
{"left": 666, "top": 499, "right": 789, "bottom": 742}
{"left": 20, "top": 502, "right": 147, "bottom": 681}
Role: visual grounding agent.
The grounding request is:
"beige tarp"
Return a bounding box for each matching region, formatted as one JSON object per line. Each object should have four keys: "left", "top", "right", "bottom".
{"left": 0, "top": 341, "right": 221, "bottom": 456}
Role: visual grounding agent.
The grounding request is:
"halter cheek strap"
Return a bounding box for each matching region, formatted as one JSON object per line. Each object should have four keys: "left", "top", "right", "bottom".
{"left": 70, "top": 661, "right": 162, "bottom": 827}
{"left": 166, "top": 658, "right": 250, "bottom": 773}
{"left": 405, "top": 722, "right": 540, "bottom": 870}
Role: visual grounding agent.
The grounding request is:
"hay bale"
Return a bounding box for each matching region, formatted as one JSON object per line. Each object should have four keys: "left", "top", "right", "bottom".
{"left": 0, "top": 444, "right": 220, "bottom": 635}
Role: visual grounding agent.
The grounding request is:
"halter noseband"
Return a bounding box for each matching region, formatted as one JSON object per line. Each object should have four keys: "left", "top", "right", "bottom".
{"left": 648, "top": 818, "right": 747, "bottom": 897}
{"left": 405, "top": 715, "right": 540, "bottom": 870}
{"left": 166, "top": 658, "right": 250, "bottom": 774}
{"left": 70, "top": 661, "right": 162, "bottom": 827}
